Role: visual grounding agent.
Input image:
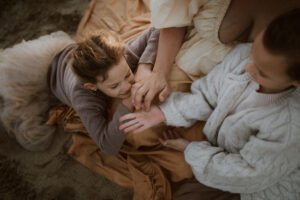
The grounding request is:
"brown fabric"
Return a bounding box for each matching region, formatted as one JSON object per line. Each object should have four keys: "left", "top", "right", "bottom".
{"left": 47, "top": 77, "right": 204, "bottom": 200}
{"left": 54, "top": 121, "right": 205, "bottom": 200}
{"left": 46, "top": 105, "right": 86, "bottom": 133}
{"left": 172, "top": 179, "right": 240, "bottom": 200}
{"left": 47, "top": 0, "right": 235, "bottom": 199}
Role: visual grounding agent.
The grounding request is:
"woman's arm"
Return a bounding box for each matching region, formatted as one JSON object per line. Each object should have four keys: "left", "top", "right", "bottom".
{"left": 132, "top": 27, "right": 186, "bottom": 111}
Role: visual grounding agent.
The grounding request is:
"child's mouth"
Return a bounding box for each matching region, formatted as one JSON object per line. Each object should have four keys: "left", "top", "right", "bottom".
{"left": 120, "top": 89, "right": 131, "bottom": 97}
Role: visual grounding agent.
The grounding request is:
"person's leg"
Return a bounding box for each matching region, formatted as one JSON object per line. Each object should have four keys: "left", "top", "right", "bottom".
{"left": 172, "top": 178, "right": 240, "bottom": 200}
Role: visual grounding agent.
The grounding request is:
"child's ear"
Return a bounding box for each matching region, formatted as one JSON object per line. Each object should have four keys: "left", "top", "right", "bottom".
{"left": 82, "top": 83, "right": 97, "bottom": 91}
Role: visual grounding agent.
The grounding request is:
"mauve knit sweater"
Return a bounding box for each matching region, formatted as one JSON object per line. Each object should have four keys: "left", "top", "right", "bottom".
{"left": 48, "top": 28, "right": 159, "bottom": 155}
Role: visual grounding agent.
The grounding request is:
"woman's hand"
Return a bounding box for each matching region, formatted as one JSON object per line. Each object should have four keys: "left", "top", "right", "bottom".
{"left": 119, "top": 105, "right": 165, "bottom": 133}
{"left": 159, "top": 129, "right": 190, "bottom": 152}
{"left": 132, "top": 63, "right": 170, "bottom": 111}
{"left": 132, "top": 71, "right": 170, "bottom": 112}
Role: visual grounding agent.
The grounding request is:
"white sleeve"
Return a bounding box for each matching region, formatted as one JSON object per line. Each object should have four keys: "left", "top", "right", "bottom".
{"left": 150, "top": 0, "right": 209, "bottom": 28}
{"left": 159, "top": 44, "right": 251, "bottom": 127}
{"left": 183, "top": 119, "right": 300, "bottom": 193}
{"left": 159, "top": 59, "right": 224, "bottom": 127}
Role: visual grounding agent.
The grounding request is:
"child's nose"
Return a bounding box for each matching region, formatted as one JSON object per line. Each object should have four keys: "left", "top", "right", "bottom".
{"left": 129, "top": 74, "right": 135, "bottom": 84}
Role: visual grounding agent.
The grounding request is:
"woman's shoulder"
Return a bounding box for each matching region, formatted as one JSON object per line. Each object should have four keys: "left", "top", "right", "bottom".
{"left": 218, "top": 43, "right": 251, "bottom": 74}
{"left": 219, "top": 0, "right": 255, "bottom": 43}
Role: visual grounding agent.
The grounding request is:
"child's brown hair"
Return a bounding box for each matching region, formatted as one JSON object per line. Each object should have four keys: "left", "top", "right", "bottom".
{"left": 263, "top": 8, "right": 300, "bottom": 81}
{"left": 72, "top": 31, "right": 124, "bottom": 83}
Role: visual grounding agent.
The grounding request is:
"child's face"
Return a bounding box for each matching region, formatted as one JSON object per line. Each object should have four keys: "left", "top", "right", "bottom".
{"left": 245, "top": 32, "right": 299, "bottom": 93}
{"left": 96, "top": 56, "right": 134, "bottom": 99}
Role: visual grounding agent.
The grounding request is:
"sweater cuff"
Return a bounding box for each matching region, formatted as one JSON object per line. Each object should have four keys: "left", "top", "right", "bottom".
{"left": 159, "top": 92, "right": 190, "bottom": 127}
{"left": 138, "top": 51, "right": 156, "bottom": 65}
{"left": 124, "top": 46, "right": 139, "bottom": 71}
{"left": 138, "top": 27, "right": 159, "bottom": 65}
{"left": 184, "top": 141, "right": 223, "bottom": 175}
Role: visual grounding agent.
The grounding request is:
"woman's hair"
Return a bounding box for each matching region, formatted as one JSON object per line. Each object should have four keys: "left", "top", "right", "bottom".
{"left": 263, "top": 8, "right": 300, "bottom": 81}
{"left": 72, "top": 30, "right": 124, "bottom": 83}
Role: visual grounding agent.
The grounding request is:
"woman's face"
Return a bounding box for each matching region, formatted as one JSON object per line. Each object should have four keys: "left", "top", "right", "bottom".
{"left": 96, "top": 56, "right": 134, "bottom": 99}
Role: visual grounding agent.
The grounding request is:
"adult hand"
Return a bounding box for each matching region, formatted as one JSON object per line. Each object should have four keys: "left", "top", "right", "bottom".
{"left": 123, "top": 63, "right": 152, "bottom": 112}
{"left": 159, "top": 129, "right": 190, "bottom": 152}
{"left": 119, "top": 105, "right": 165, "bottom": 133}
{"left": 132, "top": 71, "right": 170, "bottom": 111}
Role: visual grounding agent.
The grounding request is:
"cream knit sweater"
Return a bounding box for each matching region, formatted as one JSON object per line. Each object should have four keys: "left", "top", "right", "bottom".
{"left": 160, "top": 44, "right": 300, "bottom": 200}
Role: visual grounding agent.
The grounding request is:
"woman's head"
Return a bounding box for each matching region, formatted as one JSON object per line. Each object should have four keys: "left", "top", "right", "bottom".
{"left": 245, "top": 8, "right": 300, "bottom": 93}
{"left": 72, "top": 31, "right": 134, "bottom": 98}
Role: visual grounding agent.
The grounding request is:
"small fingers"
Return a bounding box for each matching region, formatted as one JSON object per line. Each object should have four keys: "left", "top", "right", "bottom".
{"left": 134, "top": 85, "right": 149, "bottom": 110}
{"left": 158, "top": 137, "right": 166, "bottom": 145}
{"left": 143, "top": 90, "right": 156, "bottom": 111}
{"left": 160, "top": 138, "right": 176, "bottom": 149}
{"left": 119, "top": 113, "right": 137, "bottom": 123}
{"left": 166, "top": 130, "right": 177, "bottom": 139}
{"left": 161, "top": 130, "right": 175, "bottom": 141}
{"left": 119, "top": 119, "right": 138, "bottom": 131}
{"left": 123, "top": 122, "right": 144, "bottom": 133}
{"left": 171, "top": 129, "right": 181, "bottom": 138}
{"left": 161, "top": 131, "right": 169, "bottom": 140}
{"left": 159, "top": 136, "right": 170, "bottom": 146}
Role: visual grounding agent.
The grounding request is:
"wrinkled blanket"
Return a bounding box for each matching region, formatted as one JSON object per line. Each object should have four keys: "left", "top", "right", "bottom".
{"left": 47, "top": 0, "right": 207, "bottom": 200}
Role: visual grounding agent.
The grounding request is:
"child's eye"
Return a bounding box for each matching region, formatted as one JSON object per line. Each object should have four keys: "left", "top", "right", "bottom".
{"left": 125, "top": 73, "right": 131, "bottom": 78}
{"left": 110, "top": 83, "right": 119, "bottom": 89}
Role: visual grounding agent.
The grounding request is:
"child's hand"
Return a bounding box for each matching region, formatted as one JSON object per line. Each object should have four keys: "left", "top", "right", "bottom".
{"left": 159, "top": 129, "right": 190, "bottom": 152}
{"left": 122, "top": 96, "right": 134, "bottom": 112}
{"left": 119, "top": 105, "right": 165, "bottom": 133}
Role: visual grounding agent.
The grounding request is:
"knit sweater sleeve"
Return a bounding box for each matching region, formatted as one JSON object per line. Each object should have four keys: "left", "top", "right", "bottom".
{"left": 183, "top": 107, "right": 300, "bottom": 194}
{"left": 71, "top": 90, "right": 129, "bottom": 155}
{"left": 124, "top": 27, "right": 159, "bottom": 70}
{"left": 158, "top": 69, "right": 219, "bottom": 127}
{"left": 159, "top": 44, "right": 251, "bottom": 127}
